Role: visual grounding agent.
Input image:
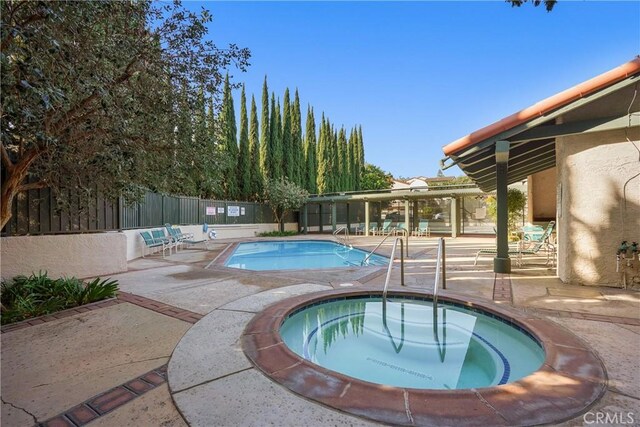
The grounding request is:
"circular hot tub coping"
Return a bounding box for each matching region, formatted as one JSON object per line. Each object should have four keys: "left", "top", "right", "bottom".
{"left": 242, "top": 287, "right": 608, "bottom": 427}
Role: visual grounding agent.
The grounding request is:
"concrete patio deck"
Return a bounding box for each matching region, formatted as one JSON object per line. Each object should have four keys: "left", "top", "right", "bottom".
{"left": 1, "top": 236, "right": 638, "bottom": 426}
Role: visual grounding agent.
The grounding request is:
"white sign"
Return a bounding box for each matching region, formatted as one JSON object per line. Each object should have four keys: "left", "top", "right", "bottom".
{"left": 228, "top": 206, "right": 240, "bottom": 217}
{"left": 206, "top": 206, "right": 216, "bottom": 216}
{"left": 217, "top": 207, "right": 225, "bottom": 214}
{"left": 240, "top": 207, "right": 246, "bottom": 216}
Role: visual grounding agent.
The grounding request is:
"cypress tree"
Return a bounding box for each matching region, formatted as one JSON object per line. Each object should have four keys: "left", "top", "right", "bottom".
{"left": 268, "top": 94, "right": 283, "bottom": 179}
{"left": 238, "top": 85, "right": 251, "bottom": 201}
{"left": 337, "top": 127, "right": 348, "bottom": 191}
{"left": 316, "top": 114, "right": 329, "bottom": 194}
{"left": 329, "top": 124, "right": 338, "bottom": 192}
{"left": 174, "top": 84, "right": 193, "bottom": 195}
{"left": 357, "top": 125, "right": 365, "bottom": 190}
{"left": 259, "top": 77, "right": 270, "bottom": 180}
{"left": 193, "top": 87, "right": 209, "bottom": 196}
{"left": 281, "top": 88, "right": 294, "bottom": 181}
{"left": 303, "top": 106, "right": 317, "bottom": 194}
{"left": 249, "top": 95, "right": 262, "bottom": 201}
{"left": 292, "top": 89, "right": 303, "bottom": 186}
{"left": 347, "top": 128, "right": 356, "bottom": 191}
{"left": 221, "top": 74, "right": 238, "bottom": 200}
{"left": 206, "top": 98, "right": 223, "bottom": 198}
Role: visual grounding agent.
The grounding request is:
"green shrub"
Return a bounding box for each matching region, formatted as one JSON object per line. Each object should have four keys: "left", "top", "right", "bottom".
{"left": 0, "top": 271, "right": 119, "bottom": 325}
{"left": 256, "top": 231, "right": 299, "bottom": 237}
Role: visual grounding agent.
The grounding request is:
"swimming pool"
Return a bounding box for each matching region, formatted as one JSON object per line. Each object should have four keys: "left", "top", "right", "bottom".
{"left": 280, "top": 296, "right": 544, "bottom": 389}
{"left": 224, "top": 240, "right": 388, "bottom": 271}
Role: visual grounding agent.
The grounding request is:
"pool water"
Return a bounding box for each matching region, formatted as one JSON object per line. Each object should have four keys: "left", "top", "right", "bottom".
{"left": 280, "top": 297, "right": 545, "bottom": 389}
{"left": 224, "top": 240, "right": 388, "bottom": 271}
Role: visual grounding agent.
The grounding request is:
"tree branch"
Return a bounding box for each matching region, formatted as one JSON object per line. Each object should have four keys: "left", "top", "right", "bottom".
{"left": 1, "top": 143, "right": 14, "bottom": 172}
{"left": 18, "top": 180, "right": 48, "bottom": 192}
{"left": 1, "top": 7, "right": 48, "bottom": 51}
{"left": 51, "top": 56, "right": 141, "bottom": 135}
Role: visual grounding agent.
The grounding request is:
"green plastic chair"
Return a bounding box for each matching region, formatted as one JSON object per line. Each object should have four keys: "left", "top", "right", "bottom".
{"left": 413, "top": 220, "right": 430, "bottom": 237}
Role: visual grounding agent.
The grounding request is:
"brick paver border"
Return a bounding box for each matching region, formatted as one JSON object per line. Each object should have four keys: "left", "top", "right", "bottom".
{"left": 1, "top": 293, "right": 203, "bottom": 334}
{"left": 493, "top": 273, "right": 513, "bottom": 303}
{"left": 0, "top": 299, "right": 123, "bottom": 334}
{"left": 117, "top": 291, "right": 203, "bottom": 323}
{"left": 40, "top": 365, "right": 168, "bottom": 427}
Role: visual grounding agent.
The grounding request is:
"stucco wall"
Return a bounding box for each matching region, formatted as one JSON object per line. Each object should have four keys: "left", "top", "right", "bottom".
{"left": 124, "top": 222, "right": 295, "bottom": 260}
{"left": 557, "top": 128, "right": 640, "bottom": 287}
{"left": 527, "top": 167, "right": 557, "bottom": 222}
{"left": 1, "top": 233, "right": 127, "bottom": 280}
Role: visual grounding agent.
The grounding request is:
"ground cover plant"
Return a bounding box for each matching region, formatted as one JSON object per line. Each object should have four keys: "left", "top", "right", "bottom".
{"left": 257, "top": 231, "right": 299, "bottom": 237}
{"left": 0, "top": 272, "right": 118, "bottom": 325}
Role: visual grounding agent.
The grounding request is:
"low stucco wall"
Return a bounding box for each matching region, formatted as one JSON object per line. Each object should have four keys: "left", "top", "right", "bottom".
{"left": 1, "top": 233, "right": 127, "bottom": 280}
{"left": 124, "top": 222, "right": 296, "bottom": 260}
{"left": 557, "top": 129, "right": 640, "bottom": 287}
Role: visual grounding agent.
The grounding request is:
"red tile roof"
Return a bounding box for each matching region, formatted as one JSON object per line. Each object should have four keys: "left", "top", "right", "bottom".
{"left": 443, "top": 56, "right": 640, "bottom": 157}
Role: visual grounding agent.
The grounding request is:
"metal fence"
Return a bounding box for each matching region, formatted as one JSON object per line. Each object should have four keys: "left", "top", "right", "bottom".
{"left": 2, "top": 188, "right": 290, "bottom": 236}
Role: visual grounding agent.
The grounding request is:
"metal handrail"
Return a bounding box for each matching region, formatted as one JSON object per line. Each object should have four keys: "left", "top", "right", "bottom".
{"left": 393, "top": 226, "right": 410, "bottom": 257}
{"left": 333, "top": 226, "right": 350, "bottom": 246}
{"left": 362, "top": 233, "right": 394, "bottom": 265}
{"left": 433, "top": 237, "right": 446, "bottom": 305}
{"left": 382, "top": 237, "right": 405, "bottom": 300}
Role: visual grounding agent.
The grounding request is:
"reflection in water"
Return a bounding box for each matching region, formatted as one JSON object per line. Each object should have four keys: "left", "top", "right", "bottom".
{"left": 281, "top": 297, "right": 544, "bottom": 389}
{"left": 382, "top": 300, "right": 405, "bottom": 353}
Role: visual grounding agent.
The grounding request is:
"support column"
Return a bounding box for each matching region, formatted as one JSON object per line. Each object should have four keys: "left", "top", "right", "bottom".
{"left": 404, "top": 200, "right": 410, "bottom": 233}
{"left": 331, "top": 202, "right": 337, "bottom": 232}
{"left": 346, "top": 203, "right": 351, "bottom": 233}
{"left": 365, "top": 201, "right": 370, "bottom": 236}
{"left": 451, "top": 197, "right": 458, "bottom": 238}
{"left": 494, "top": 140, "right": 511, "bottom": 274}
{"left": 302, "top": 204, "right": 308, "bottom": 234}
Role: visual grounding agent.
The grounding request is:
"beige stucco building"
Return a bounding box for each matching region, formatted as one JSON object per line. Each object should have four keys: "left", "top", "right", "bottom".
{"left": 442, "top": 57, "right": 640, "bottom": 287}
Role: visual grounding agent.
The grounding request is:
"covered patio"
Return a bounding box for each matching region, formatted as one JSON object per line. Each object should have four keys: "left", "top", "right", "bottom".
{"left": 441, "top": 57, "right": 640, "bottom": 284}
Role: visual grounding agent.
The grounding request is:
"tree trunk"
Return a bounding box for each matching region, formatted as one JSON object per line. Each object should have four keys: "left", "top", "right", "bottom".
{"left": 0, "top": 149, "right": 42, "bottom": 230}
{"left": 1, "top": 169, "right": 24, "bottom": 230}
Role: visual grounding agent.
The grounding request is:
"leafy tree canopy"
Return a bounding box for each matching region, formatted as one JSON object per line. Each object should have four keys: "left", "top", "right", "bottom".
{"left": 360, "top": 163, "right": 393, "bottom": 191}
{"left": 263, "top": 177, "right": 309, "bottom": 231}
{"left": 486, "top": 187, "right": 527, "bottom": 234}
{"left": 429, "top": 176, "right": 473, "bottom": 187}
{"left": 0, "top": 0, "right": 250, "bottom": 228}
{"left": 507, "top": 0, "right": 556, "bottom": 11}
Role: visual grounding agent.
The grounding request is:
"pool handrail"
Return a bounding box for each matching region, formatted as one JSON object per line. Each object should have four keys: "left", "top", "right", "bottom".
{"left": 333, "top": 226, "right": 351, "bottom": 247}
{"left": 362, "top": 233, "right": 393, "bottom": 265}
{"left": 382, "top": 237, "right": 405, "bottom": 300}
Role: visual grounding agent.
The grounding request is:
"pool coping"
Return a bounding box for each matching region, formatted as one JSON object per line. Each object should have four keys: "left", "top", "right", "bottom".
{"left": 242, "top": 287, "right": 608, "bottom": 426}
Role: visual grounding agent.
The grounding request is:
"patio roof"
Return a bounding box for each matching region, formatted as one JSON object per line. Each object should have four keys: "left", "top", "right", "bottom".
{"left": 441, "top": 57, "right": 640, "bottom": 191}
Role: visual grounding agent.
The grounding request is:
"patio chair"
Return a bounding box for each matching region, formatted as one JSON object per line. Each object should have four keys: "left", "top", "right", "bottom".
{"left": 376, "top": 219, "right": 393, "bottom": 236}
{"left": 520, "top": 222, "right": 556, "bottom": 265}
{"left": 474, "top": 223, "right": 556, "bottom": 267}
{"left": 474, "top": 244, "right": 525, "bottom": 267}
{"left": 413, "top": 220, "right": 430, "bottom": 237}
{"left": 393, "top": 222, "right": 408, "bottom": 236}
{"left": 140, "top": 231, "right": 173, "bottom": 258}
{"left": 167, "top": 224, "right": 211, "bottom": 250}
{"left": 353, "top": 223, "right": 366, "bottom": 235}
{"left": 522, "top": 221, "right": 556, "bottom": 246}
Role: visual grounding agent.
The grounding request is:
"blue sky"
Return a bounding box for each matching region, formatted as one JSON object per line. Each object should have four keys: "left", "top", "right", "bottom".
{"left": 193, "top": 1, "right": 639, "bottom": 178}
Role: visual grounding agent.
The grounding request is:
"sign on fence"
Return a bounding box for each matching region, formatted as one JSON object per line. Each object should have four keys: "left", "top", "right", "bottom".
{"left": 240, "top": 207, "right": 245, "bottom": 216}
{"left": 206, "top": 206, "right": 216, "bottom": 216}
{"left": 228, "top": 206, "right": 240, "bottom": 217}
{"left": 217, "top": 207, "right": 225, "bottom": 214}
